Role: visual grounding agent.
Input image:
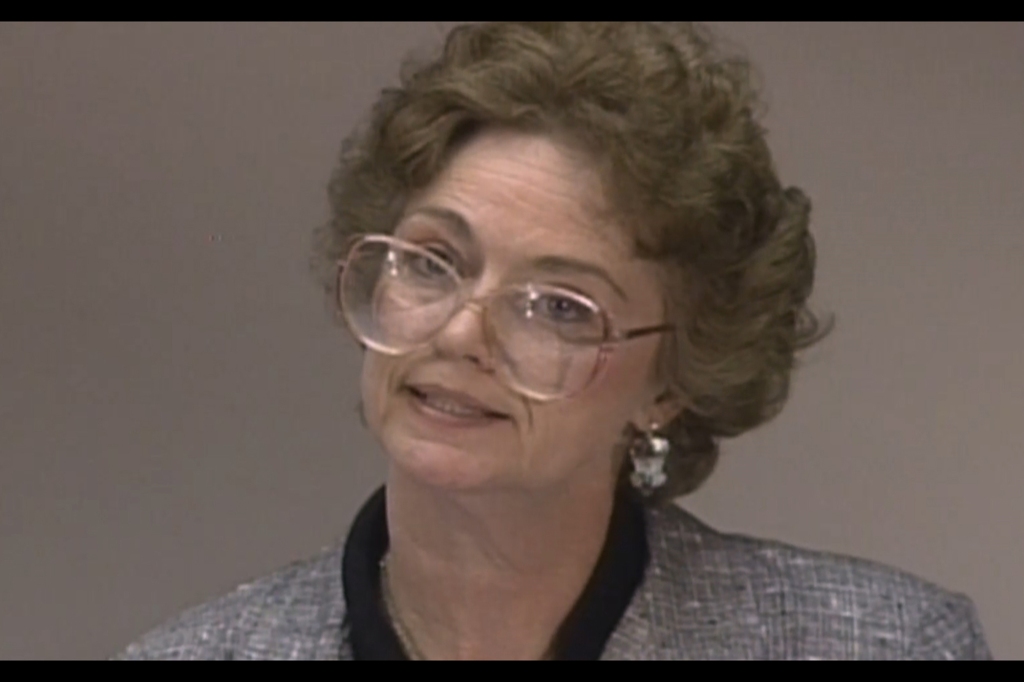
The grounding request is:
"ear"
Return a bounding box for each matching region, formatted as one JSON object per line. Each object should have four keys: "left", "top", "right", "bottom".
{"left": 629, "top": 388, "right": 688, "bottom": 432}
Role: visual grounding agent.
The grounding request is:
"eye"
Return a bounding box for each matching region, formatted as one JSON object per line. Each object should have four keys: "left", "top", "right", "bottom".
{"left": 534, "top": 293, "right": 595, "bottom": 324}
{"left": 425, "top": 245, "right": 457, "bottom": 266}
{"left": 406, "top": 249, "right": 453, "bottom": 279}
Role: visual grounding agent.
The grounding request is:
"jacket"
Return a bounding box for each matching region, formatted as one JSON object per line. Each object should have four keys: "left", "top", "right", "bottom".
{"left": 114, "top": 502, "right": 991, "bottom": 660}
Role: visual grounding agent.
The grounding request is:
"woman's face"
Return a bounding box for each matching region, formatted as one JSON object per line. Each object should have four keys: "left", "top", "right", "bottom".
{"left": 360, "top": 129, "right": 681, "bottom": 495}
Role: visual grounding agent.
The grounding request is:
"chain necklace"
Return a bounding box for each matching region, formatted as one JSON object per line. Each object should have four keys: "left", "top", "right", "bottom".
{"left": 379, "top": 552, "right": 560, "bottom": 660}
{"left": 379, "top": 554, "right": 427, "bottom": 660}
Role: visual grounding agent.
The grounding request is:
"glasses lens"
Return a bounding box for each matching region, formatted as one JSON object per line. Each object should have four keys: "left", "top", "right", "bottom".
{"left": 339, "top": 238, "right": 460, "bottom": 353}
{"left": 488, "top": 285, "right": 606, "bottom": 399}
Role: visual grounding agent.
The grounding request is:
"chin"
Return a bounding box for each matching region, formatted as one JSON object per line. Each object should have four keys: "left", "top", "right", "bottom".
{"left": 381, "top": 430, "right": 504, "bottom": 492}
{"left": 373, "top": 388, "right": 518, "bottom": 493}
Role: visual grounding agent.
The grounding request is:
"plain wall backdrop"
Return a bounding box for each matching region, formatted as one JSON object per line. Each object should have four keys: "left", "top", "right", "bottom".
{"left": 1, "top": 22, "right": 1021, "bottom": 659}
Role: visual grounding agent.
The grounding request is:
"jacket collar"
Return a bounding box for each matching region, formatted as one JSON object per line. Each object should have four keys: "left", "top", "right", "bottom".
{"left": 313, "top": 497, "right": 768, "bottom": 660}
{"left": 602, "top": 504, "right": 768, "bottom": 660}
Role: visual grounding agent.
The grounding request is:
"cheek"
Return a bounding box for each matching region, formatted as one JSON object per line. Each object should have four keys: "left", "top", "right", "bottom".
{"left": 587, "top": 340, "right": 662, "bottom": 416}
{"left": 360, "top": 352, "right": 397, "bottom": 432}
{"left": 530, "top": 346, "right": 659, "bottom": 458}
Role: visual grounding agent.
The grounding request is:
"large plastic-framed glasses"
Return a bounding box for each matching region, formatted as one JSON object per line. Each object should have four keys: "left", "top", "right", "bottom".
{"left": 335, "top": 234, "right": 673, "bottom": 401}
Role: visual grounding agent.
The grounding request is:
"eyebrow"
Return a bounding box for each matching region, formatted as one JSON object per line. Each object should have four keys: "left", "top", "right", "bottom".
{"left": 405, "top": 206, "right": 629, "bottom": 302}
{"left": 528, "top": 255, "right": 629, "bottom": 302}
{"left": 405, "top": 206, "right": 474, "bottom": 242}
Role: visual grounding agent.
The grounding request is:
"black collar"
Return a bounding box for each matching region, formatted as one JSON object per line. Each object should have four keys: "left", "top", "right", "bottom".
{"left": 342, "top": 485, "right": 650, "bottom": 660}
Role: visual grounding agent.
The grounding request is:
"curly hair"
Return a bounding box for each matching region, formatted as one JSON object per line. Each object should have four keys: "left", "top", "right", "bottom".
{"left": 310, "top": 22, "right": 833, "bottom": 503}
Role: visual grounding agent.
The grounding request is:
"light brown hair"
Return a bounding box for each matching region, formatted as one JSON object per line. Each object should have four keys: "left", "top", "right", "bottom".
{"left": 310, "top": 22, "right": 833, "bottom": 502}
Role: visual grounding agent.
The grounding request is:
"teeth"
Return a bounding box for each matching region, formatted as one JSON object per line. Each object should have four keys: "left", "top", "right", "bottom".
{"left": 415, "top": 391, "right": 493, "bottom": 418}
{"left": 424, "top": 396, "right": 486, "bottom": 417}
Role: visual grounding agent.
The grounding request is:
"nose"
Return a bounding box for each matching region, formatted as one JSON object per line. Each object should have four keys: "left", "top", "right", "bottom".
{"left": 431, "top": 298, "right": 495, "bottom": 370}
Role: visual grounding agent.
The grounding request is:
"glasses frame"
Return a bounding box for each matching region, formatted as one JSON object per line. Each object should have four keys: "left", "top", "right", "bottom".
{"left": 335, "top": 234, "right": 673, "bottom": 401}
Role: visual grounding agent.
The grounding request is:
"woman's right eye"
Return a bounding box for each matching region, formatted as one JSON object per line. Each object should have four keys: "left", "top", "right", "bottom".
{"left": 406, "top": 248, "right": 454, "bottom": 279}
{"left": 425, "top": 246, "right": 456, "bottom": 266}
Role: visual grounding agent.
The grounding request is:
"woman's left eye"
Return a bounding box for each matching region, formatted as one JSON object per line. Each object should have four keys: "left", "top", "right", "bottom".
{"left": 538, "top": 295, "right": 593, "bottom": 323}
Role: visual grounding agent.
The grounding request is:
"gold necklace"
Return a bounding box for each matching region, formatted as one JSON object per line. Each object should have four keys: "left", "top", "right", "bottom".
{"left": 379, "top": 554, "right": 427, "bottom": 660}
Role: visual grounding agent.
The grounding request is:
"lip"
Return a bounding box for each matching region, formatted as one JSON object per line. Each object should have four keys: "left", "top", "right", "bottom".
{"left": 404, "top": 382, "right": 509, "bottom": 418}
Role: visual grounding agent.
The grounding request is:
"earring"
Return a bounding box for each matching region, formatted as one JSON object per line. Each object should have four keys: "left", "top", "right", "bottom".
{"left": 629, "top": 423, "right": 670, "bottom": 496}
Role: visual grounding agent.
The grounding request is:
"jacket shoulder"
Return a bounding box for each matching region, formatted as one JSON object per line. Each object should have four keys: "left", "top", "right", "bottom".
{"left": 647, "top": 504, "right": 991, "bottom": 659}
{"left": 112, "top": 544, "right": 346, "bottom": 660}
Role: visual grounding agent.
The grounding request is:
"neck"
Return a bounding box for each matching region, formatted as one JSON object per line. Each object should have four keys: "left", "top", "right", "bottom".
{"left": 383, "top": 465, "right": 618, "bottom": 660}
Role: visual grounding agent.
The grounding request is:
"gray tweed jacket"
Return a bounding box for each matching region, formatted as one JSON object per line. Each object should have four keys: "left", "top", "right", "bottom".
{"left": 114, "top": 503, "right": 991, "bottom": 660}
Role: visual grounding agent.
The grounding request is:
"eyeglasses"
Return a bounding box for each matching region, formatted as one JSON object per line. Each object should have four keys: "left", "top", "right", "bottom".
{"left": 335, "top": 234, "right": 672, "bottom": 401}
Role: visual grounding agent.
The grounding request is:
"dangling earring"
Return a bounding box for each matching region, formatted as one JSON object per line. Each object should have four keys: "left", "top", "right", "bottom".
{"left": 629, "top": 423, "right": 670, "bottom": 496}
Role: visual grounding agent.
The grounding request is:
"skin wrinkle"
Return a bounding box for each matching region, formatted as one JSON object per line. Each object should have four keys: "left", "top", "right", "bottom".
{"left": 412, "top": 145, "right": 628, "bottom": 308}
{"left": 400, "top": 205, "right": 632, "bottom": 303}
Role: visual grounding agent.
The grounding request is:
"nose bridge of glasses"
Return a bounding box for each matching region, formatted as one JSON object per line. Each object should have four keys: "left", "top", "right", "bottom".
{"left": 445, "top": 267, "right": 509, "bottom": 317}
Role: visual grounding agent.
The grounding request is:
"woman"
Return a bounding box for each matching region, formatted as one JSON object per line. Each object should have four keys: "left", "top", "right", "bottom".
{"left": 116, "top": 22, "right": 991, "bottom": 659}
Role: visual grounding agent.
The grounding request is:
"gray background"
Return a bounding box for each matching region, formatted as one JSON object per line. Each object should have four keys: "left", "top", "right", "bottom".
{"left": 1, "top": 22, "right": 1021, "bottom": 659}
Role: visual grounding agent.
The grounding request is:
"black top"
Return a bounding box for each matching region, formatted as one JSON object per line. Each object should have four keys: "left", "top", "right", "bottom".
{"left": 341, "top": 485, "right": 650, "bottom": 660}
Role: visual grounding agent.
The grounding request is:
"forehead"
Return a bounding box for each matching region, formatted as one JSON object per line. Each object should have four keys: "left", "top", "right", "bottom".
{"left": 404, "top": 130, "right": 631, "bottom": 260}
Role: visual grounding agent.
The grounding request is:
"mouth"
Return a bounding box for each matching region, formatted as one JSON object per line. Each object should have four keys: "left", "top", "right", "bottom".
{"left": 404, "top": 384, "right": 510, "bottom": 423}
